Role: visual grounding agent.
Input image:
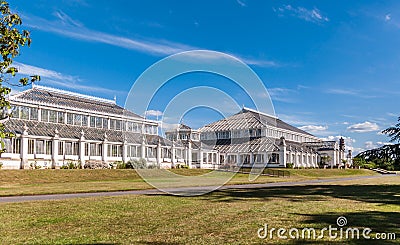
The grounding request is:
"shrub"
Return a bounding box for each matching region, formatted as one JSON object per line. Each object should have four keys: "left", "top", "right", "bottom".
{"left": 286, "top": 162, "right": 294, "bottom": 168}
{"left": 174, "top": 163, "right": 189, "bottom": 169}
{"left": 61, "top": 161, "right": 80, "bottom": 169}
{"left": 30, "top": 161, "right": 41, "bottom": 170}
{"left": 127, "top": 158, "right": 148, "bottom": 169}
{"left": 116, "top": 158, "right": 150, "bottom": 169}
{"left": 84, "top": 161, "right": 109, "bottom": 169}
{"left": 363, "top": 162, "right": 377, "bottom": 169}
{"left": 115, "top": 161, "right": 127, "bottom": 169}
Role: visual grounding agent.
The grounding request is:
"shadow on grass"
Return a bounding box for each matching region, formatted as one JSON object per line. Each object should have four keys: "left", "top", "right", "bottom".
{"left": 200, "top": 185, "right": 400, "bottom": 244}
{"left": 202, "top": 185, "right": 400, "bottom": 206}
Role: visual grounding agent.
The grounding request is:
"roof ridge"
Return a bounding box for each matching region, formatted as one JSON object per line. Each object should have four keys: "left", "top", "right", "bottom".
{"left": 32, "top": 84, "right": 116, "bottom": 105}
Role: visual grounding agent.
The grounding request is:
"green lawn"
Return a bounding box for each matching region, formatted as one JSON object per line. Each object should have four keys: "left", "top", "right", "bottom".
{"left": 0, "top": 168, "right": 377, "bottom": 196}
{"left": 0, "top": 175, "right": 398, "bottom": 244}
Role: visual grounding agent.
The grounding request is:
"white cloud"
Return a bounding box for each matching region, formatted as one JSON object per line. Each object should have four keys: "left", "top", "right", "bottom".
{"left": 23, "top": 12, "right": 278, "bottom": 67}
{"left": 145, "top": 110, "right": 163, "bottom": 117}
{"left": 385, "top": 14, "right": 391, "bottom": 22}
{"left": 159, "top": 122, "right": 180, "bottom": 131}
{"left": 14, "top": 62, "right": 75, "bottom": 82}
{"left": 387, "top": 112, "right": 398, "bottom": 117}
{"left": 14, "top": 62, "right": 122, "bottom": 96}
{"left": 364, "top": 141, "right": 392, "bottom": 150}
{"left": 54, "top": 10, "right": 83, "bottom": 27}
{"left": 299, "top": 125, "right": 328, "bottom": 133}
{"left": 236, "top": 0, "right": 246, "bottom": 7}
{"left": 326, "top": 88, "right": 358, "bottom": 96}
{"left": 265, "top": 88, "right": 296, "bottom": 103}
{"left": 275, "top": 5, "right": 329, "bottom": 23}
{"left": 347, "top": 121, "right": 379, "bottom": 133}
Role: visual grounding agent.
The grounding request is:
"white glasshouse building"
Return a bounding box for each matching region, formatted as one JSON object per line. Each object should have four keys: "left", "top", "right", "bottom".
{"left": 0, "top": 85, "right": 351, "bottom": 169}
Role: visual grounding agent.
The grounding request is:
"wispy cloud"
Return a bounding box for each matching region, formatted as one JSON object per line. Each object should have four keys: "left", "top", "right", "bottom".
{"left": 325, "top": 88, "right": 377, "bottom": 99}
{"left": 262, "top": 88, "right": 296, "bottom": 103}
{"left": 385, "top": 13, "right": 391, "bottom": 22}
{"left": 236, "top": 0, "right": 247, "bottom": 7}
{"left": 347, "top": 121, "right": 379, "bottom": 133}
{"left": 274, "top": 5, "right": 329, "bottom": 24}
{"left": 53, "top": 10, "right": 83, "bottom": 27}
{"left": 14, "top": 62, "right": 76, "bottom": 82}
{"left": 14, "top": 62, "right": 123, "bottom": 96}
{"left": 22, "top": 11, "right": 278, "bottom": 67}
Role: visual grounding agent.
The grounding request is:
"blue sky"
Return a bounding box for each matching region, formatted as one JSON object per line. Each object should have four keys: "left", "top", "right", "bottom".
{"left": 10, "top": 0, "right": 400, "bottom": 154}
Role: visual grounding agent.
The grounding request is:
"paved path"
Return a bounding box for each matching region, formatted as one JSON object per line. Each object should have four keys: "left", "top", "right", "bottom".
{"left": 0, "top": 174, "right": 395, "bottom": 203}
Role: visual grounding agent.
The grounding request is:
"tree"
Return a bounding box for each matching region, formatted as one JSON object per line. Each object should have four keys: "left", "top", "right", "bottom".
{"left": 0, "top": 1, "right": 40, "bottom": 152}
{"left": 382, "top": 116, "right": 400, "bottom": 143}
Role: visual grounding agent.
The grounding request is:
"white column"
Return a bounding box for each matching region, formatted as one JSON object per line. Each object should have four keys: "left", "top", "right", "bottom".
{"left": 187, "top": 140, "right": 192, "bottom": 168}
{"left": 199, "top": 150, "right": 203, "bottom": 169}
{"left": 332, "top": 149, "right": 337, "bottom": 169}
{"left": 141, "top": 135, "right": 146, "bottom": 160}
{"left": 156, "top": 140, "right": 161, "bottom": 165}
{"left": 20, "top": 125, "right": 29, "bottom": 169}
{"left": 279, "top": 137, "right": 287, "bottom": 168}
{"left": 122, "top": 140, "right": 128, "bottom": 163}
{"left": 52, "top": 129, "right": 59, "bottom": 169}
{"left": 171, "top": 141, "right": 176, "bottom": 167}
{"left": 79, "top": 130, "right": 85, "bottom": 169}
{"left": 102, "top": 133, "right": 108, "bottom": 163}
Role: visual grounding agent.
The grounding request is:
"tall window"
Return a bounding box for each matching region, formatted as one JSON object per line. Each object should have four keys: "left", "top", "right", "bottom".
{"left": 241, "top": 154, "right": 250, "bottom": 164}
{"left": 253, "top": 154, "right": 264, "bottom": 163}
{"left": 110, "top": 119, "right": 116, "bottom": 130}
{"left": 67, "top": 113, "right": 74, "bottom": 125}
{"left": 28, "top": 139, "right": 34, "bottom": 154}
{"left": 74, "top": 114, "right": 82, "bottom": 126}
{"left": 41, "top": 109, "right": 49, "bottom": 122}
{"left": 46, "top": 141, "right": 53, "bottom": 154}
{"left": 30, "top": 108, "right": 38, "bottom": 120}
{"left": 58, "top": 142, "right": 64, "bottom": 155}
{"left": 65, "top": 142, "right": 72, "bottom": 155}
{"left": 115, "top": 120, "right": 121, "bottom": 130}
{"left": 73, "top": 142, "right": 79, "bottom": 155}
{"left": 146, "top": 147, "right": 156, "bottom": 158}
{"left": 102, "top": 118, "right": 108, "bottom": 129}
{"left": 36, "top": 140, "right": 45, "bottom": 154}
{"left": 269, "top": 153, "right": 280, "bottom": 164}
{"left": 108, "top": 144, "right": 122, "bottom": 157}
{"left": 90, "top": 116, "right": 95, "bottom": 127}
{"left": 82, "top": 115, "right": 88, "bottom": 126}
{"left": 227, "top": 155, "right": 237, "bottom": 164}
{"left": 57, "top": 111, "right": 64, "bottom": 124}
{"left": 20, "top": 106, "right": 29, "bottom": 119}
{"left": 11, "top": 106, "right": 19, "bottom": 118}
{"left": 95, "top": 117, "right": 102, "bottom": 128}
{"left": 49, "top": 110, "right": 57, "bottom": 123}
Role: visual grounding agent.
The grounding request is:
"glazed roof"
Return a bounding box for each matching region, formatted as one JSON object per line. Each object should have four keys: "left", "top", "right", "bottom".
{"left": 9, "top": 85, "right": 143, "bottom": 119}
{"left": 4, "top": 119, "right": 175, "bottom": 147}
{"left": 199, "top": 107, "right": 315, "bottom": 137}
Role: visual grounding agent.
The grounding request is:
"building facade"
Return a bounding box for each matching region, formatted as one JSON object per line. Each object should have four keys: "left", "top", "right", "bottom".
{"left": 1, "top": 86, "right": 348, "bottom": 169}
{"left": 0, "top": 86, "right": 195, "bottom": 169}
{"left": 198, "top": 107, "right": 347, "bottom": 168}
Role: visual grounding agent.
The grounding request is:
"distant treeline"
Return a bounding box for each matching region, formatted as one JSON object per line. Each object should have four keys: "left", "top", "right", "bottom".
{"left": 354, "top": 144, "right": 400, "bottom": 171}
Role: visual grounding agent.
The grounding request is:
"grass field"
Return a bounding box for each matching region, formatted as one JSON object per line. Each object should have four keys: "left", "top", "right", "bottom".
{"left": 0, "top": 168, "right": 377, "bottom": 196}
{"left": 0, "top": 174, "right": 398, "bottom": 244}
